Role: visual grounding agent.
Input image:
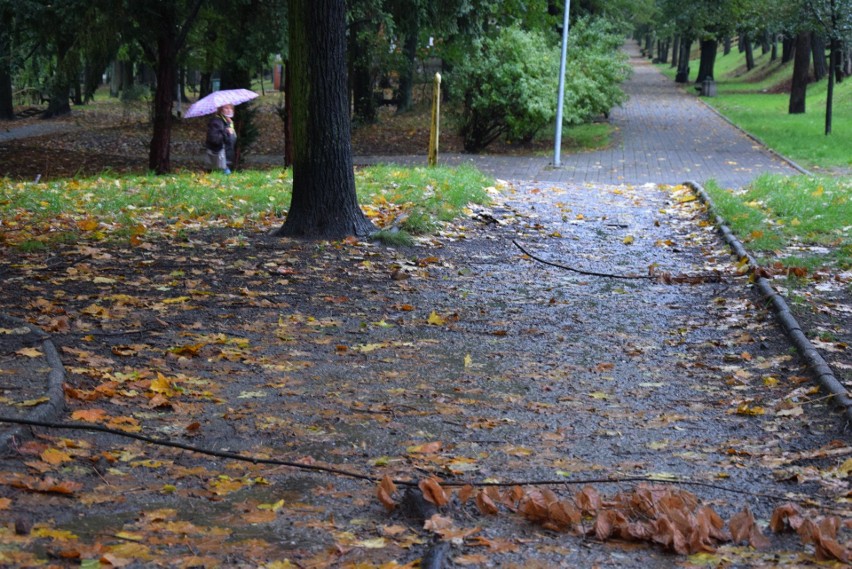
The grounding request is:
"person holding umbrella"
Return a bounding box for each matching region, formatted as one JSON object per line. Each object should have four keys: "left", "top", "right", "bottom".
{"left": 183, "top": 88, "right": 259, "bottom": 174}
{"left": 205, "top": 104, "right": 237, "bottom": 174}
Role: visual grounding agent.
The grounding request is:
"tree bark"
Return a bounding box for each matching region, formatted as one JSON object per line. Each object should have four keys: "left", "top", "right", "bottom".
{"left": 744, "top": 34, "right": 755, "bottom": 71}
{"left": 781, "top": 35, "right": 795, "bottom": 63}
{"left": 349, "top": 17, "right": 377, "bottom": 125}
{"left": 671, "top": 35, "right": 680, "bottom": 69}
{"left": 0, "top": 22, "right": 13, "bottom": 120}
{"left": 149, "top": 39, "right": 177, "bottom": 174}
{"left": 811, "top": 34, "right": 827, "bottom": 81}
{"left": 276, "top": 0, "right": 375, "bottom": 239}
{"left": 147, "top": 0, "right": 204, "bottom": 174}
{"left": 397, "top": 24, "right": 419, "bottom": 112}
{"left": 675, "top": 37, "right": 692, "bottom": 83}
{"left": 696, "top": 39, "right": 717, "bottom": 83}
{"left": 788, "top": 31, "right": 810, "bottom": 114}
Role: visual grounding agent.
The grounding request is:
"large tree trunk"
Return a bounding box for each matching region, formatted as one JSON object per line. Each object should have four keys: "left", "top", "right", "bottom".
{"left": 788, "top": 31, "right": 810, "bottom": 114}
{"left": 277, "top": 0, "right": 375, "bottom": 239}
{"left": 696, "top": 38, "right": 717, "bottom": 83}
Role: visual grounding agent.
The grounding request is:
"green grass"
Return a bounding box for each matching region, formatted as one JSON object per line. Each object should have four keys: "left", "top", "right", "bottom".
{"left": 0, "top": 165, "right": 494, "bottom": 248}
{"left": 704, "top": 174, "right": 852, "bottom": 269}
{"left": 656, "top": 46, "right": 852, "bottom": 170}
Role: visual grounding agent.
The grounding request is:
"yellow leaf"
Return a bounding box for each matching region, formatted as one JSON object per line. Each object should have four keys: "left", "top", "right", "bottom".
{"left": 811, "top": 186, "right": 824, "bottom": 197}
{"left": 736, "top": 402, "right": 765, "bottom": 416}
{"left": 427, "top": 311, "right": 446, "bottom": 325}
{"left": 588, "top": 391, "right": 609, "bottom": 400}
{"left": 31, "top": 527, "right": 78, "bottom": 540}
{"left": 464, "top": 354, "right": 473, "bottom": 368}
{"left": 77, "top": 218, "right": 99, "bottom": 231}
{"left": 162, "top": 296, "right": 191, "bottom": 304}
{"left": 149, "top": 372, "right": 175, "bottom": 395}
{"left": 41, "top": 448, "right": 73, "bottom": 465}
{"left": 622, "top": 235, "right": 634, "bottom": 245}
{"left": 17, "top": 397, "right": 49, "bottom": 407}
{"left": 354, "top": 537, "right": 387, "bottom": 549}
{"left": 114, "top": 531, "right": 145, "bottom": 542}
{"left": 15, "top": 347, "right": 43, "bottom": 358}
{"left": 838, "top": 458, "right": 852, "bottom": 476}
{"left": 258, "top": 499, "right": 286, "bottom": 511}
{"left": 790, "top": 218, "right": 801, "bottom": 226}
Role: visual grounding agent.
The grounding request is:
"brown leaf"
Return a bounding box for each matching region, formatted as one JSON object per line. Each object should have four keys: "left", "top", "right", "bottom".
{"left": 575, "top": 485, "right": 601, "bottom": 515}
{"left": 456, "top": 484, "right": 474, "bottom": 504}
{"left": 729, "top": 507, "right": 769, "bottom": 549}
{"left": 547, "top": 500, "right": 580, "bottom": 531}
{"left": 419, "top": 477, "right": 449, "bottom": 507}
{"left": 376, "top": 475, "right": 397, "bottom": 511}
{"left": 770, "top": 503, "right": 803, "bottom": 533}
{"left": 475, "top": 490, "right": 499, "bottom": 516}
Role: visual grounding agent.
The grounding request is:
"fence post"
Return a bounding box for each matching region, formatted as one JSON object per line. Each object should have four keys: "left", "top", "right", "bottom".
{"left": 428, "top": 72, "right": 441, "bottom": 167}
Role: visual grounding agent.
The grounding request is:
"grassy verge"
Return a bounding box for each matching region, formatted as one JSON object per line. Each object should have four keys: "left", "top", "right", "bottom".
{"left": 704, "top": 175, "right": 851, "bottom": 271}
{"left": 657, "top": 47, "right": 851, "bottom": 280}
{"left": 656, "top": 48, "right": 851, "bottom": 171}
{"left": 0, "top": 165, "right": 494, "bottom": 250}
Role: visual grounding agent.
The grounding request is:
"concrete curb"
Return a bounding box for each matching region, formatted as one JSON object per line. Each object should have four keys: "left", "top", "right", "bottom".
{"left": 685, "top": 181, "right": 852, "bottom": 425}
{"left": 0, "top": 314, "right": 66, "bottom": 454}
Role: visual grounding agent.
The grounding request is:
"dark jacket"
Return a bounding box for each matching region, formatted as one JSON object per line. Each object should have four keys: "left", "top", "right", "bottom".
{"left": 206, "top": 115, "right": 236, "bottom": 154}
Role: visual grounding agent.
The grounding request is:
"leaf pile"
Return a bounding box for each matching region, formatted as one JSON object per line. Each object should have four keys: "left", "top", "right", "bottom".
{"left": 379, "top": 477, "right": 850, "bottom": 562}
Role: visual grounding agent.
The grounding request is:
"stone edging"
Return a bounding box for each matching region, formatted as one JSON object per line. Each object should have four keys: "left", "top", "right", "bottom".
{"left": 685, "top": 181, "right": 852, "bottom": 425}
{"left": 0, "top": 314, "right": 67, "bottom": 454}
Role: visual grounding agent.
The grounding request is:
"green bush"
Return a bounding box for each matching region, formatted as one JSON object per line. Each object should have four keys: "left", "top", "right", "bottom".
{"left": 449, "top": 17, "right": 631, "bottom": 152}
{"left": 451, "top": 27, "right": 559, "bottom": 152}
{"left": 560, "top": 17, "right": 632, "bottom": 125}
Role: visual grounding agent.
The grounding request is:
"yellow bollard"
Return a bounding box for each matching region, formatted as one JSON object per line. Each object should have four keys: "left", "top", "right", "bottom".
{"left": 428, "top": 72, "right": 441, "bottom": 167}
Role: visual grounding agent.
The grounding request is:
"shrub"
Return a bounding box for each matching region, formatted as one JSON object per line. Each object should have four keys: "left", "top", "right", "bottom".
{"left": 560, "top": 17, "right": 632, "bottom": 125}
{"left": 449, "top": 17, "right": 632, "bottom": 152}
{"left": 451, "top": 27, "right": 559, "bottom": 152}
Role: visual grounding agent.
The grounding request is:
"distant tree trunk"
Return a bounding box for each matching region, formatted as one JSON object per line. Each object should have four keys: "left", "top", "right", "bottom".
{"left": 671, "top": 35, "right": 680, "bottom": 68}
{"left": 397, "top": 19, "right": 419, "bottom": 112}
{"left": 788, "top": 31, "right": 811, "bottom": 114}
{"left": 644, "top": 33, "right": 653, "bottom": 56}
{"left": 781, "top": 35, "right": 795, "bottom": 63}
{"left": 811, "top": 34, "right": 827, "bottom": 81}
{"left": 761, "top": 30, "right": 771, "bottom": 55}
{"left": 276, "top": 0, "right": 375, "bottom": 239}
{"left": 0, "top": 24, "right": 13, "bottom": 120}
{"left": 771, "top": 36, "right": 778, "bottom": 61}
{"left": 675, "top": 37, "right": 692, "bottom": 83}
{"left": 744, "top": 34, "right": 755, "bottom": 70}
{"left": 349, "top": 17, "right": 376, "bottom": 124}
{"left": 825, "top": 40, "right": 837, "bottom": 134}
{"left": 149, "top": 41, "right": 178, "bottom": 173}
{"left": 724, "top": 36, "right": 732, "bottom": 55}
{"left": 199, "top": 72, "right": 212, "bottom": 97}
{"left": 147, "top": 0, "right": 203, "bottom": 174}
{"left": 696, "top": 38, "right": 718, "bottom": 83}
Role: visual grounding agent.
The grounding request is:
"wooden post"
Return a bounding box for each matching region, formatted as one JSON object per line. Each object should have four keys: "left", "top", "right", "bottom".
{"left": 428, "top": 72, "right": 441, "bottom": 167}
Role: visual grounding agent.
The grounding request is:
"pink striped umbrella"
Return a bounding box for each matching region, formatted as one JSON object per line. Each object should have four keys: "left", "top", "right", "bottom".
{"left": 184, "top": 89, "right": 259, "bottom": 118}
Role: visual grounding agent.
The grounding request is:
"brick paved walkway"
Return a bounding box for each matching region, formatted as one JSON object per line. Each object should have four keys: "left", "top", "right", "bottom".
{"left": 354, "top": 41, "right": 801, "bottom": 189}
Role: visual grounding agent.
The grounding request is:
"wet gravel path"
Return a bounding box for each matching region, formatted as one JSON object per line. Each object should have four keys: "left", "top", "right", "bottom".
{"left": 2, "top": 180, "right": 846, "bottom": 567}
